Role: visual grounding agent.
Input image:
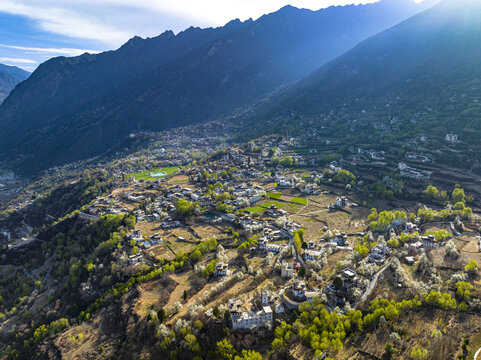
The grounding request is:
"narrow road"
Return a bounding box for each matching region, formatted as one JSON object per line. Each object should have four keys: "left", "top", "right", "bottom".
{"left": 22, "top": 217, "right": 34, "bottom": 234}
{"left": 353, "top": 266, "right": 387, "bottom": 308}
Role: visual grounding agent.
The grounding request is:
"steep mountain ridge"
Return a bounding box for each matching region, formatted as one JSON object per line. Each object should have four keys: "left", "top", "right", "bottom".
{"left": 266, "top": 0, "right": 481, "bottom": 119}
{"left": 0, "top": 0, "right": 435, "bottom": 174}
{"left": 0, "top": 64, "right": 29, "bottom": 103}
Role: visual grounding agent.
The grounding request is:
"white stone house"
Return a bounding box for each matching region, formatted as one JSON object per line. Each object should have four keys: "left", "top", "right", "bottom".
{"left": 446, "top": 134, "right": 458, "bottom": 143}
{"left": 335, "top": 197, "right": 349, "bottom": 208}
{"left": 229, "top": 299, "right": 273, "bottom": 330}
{"left": 281, "top": 262, "right": 293, "bottom": 278}
{"left": 303, "top": 249, "right": 322, "bottom": 261}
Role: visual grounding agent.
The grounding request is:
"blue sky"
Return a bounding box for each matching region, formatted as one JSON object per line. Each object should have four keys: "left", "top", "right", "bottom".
{"left": 0, "top": 0, "right": 395, "bottom": 72}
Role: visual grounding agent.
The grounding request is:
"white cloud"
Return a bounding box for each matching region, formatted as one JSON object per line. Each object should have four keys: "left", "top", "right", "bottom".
{"left": 0, "top": 57, "right": 37, "bottom": 64}
{"left": 0, "top": 0, "right": 381, "bottom": 47}
{"left": 0, "top": 0, "right": 132, "bottom": 46}
{"left": 0, "top": 44, "right": 99, "bottom": 56}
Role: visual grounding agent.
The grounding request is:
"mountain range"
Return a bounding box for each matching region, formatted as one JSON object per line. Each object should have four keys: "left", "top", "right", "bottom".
{"left": 0, "top": 0, "right": 435, "bottom": 174}
{"left": 0, "top": 64, "right": 29, "bottom": 103}
{"left": 268, "top": 0, "right": 481, "bottom": 118}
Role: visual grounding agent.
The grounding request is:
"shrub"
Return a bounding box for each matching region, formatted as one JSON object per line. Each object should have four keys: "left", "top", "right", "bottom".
{"left": 465, "top": 259, "right": 478, "bottom": 275}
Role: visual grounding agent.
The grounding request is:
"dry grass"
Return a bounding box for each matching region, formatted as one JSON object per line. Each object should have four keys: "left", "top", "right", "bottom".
{"left": 134, "top": 278, "right": 177, "bottom": 318}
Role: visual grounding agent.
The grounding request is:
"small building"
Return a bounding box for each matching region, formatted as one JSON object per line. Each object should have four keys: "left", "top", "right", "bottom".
{"left": 368, "top": 253, "right": 385, "bottom": 265}
{"left": 341, "top": 268, "right": 356, "bottom": 281}
{"left": 304, "top": 291, "right": 320, "bottom": 304}
{"left": 257, "top": 238, "right": 269, "bottom": 251}
{"left": 445, "top": 134, "right": 458, "bottom": 143}
{"left": 240, "top": 215, "right": 253, "bottom": 228}
{"left": 304, "top": 249, "right": 322, "bottom": 261}
{"left": 421, "top": 235, "right": 439, "bottom": 248}
{"left": 409, "top": 241, "right": 423, "bottom": 254}
{"left": 215, "top": 263, "right": 229, "bottom": 277}
{"left": 229, "top": 299, "right": 274, "bottom": 331}
{"left": 267, "top": 244, "right": 285, "bottom": 254}
{"left": 335, "top": 233, "right": 348, "bottom": 247}
{"left": 281, "top": 261, "right": 293, "bottom": 278}
{"left": 292, "top": 279, "right": 308, "bottom": 299}
{"left": 404, "top": 222, "right": 419, "bottom": 235}
{"left": 129, "top": 254, "right": 143, "bottom": 265}
{"left": 335, "top": 197, "right": 349, "bottom": 208}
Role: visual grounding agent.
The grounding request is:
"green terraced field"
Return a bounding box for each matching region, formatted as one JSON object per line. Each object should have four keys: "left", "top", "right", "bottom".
{"left": 128, "top": 166, "right": 180, "bottom": 181}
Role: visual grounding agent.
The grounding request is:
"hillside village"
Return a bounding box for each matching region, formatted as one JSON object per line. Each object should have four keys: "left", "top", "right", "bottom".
{"left": 1, "top": 0, "right": 481, "bottom": 358}
{"left": 0, "top": 129, "right": 481, "bottom": 359}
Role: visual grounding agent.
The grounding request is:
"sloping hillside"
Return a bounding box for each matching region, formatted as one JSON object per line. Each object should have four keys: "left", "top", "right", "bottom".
{"left": 0, "top": 0, "right": 434, "bottom": 174}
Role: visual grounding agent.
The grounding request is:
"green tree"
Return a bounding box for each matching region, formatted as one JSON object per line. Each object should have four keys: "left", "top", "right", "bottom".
{"left": 453, "top": 202, "right": 465, "bottom": 211}
{"left": 298, "top": 266, "right": 306, "bottom": 278}
{"left": 424, "top": 185, "right": 439, "bottom": 200}
{"left": 382, "top": 189, "right": 394, "bottom": 201}
{"left": 333, "top": 169, "right": 356, "bottom": 184}
{"left": 224, "top": 309, "right": 231, "bottom": 326}
{"left": 410, "top": 346, "right": 428, "bottom": 359}
{"left": 216, "top": 339, "right": 236, "bottom": 360}
{"left": 184, "top": 333, "right": 201, "bottom": 353}
{"left": 176, "top": 199, "right": 195, "bottom": 216}
{"left": 293, "top": 232, "right": 302, "bottom": 254}
{"left": 297, "top": 228, "right": 305, "bottom": 241}
{"left": 456, "top": 281, "right": 473, "bottom": 299}
{"left": 368, "top": 208, "right": 378, "bottom": 222}
{"left": 440, "top": 191, "right": 448, "bottom": 200}
{"left": 271, "top": 338, "right": 285, "bottom": 351}
{"left": 194, "top": 320, "right": 204, "bottom": 331}
{"left": 190, "top": 249, "right": 202, "bottom": 263}
{"left": 452, "top": 188, "right": 466, "bottom": 204}
{"left": 157, "top": 308, "right": 166, "bottom": 323}
{"left": 333, "top": 276, "right": 343, "bottom": 290}
{"left": 279, "top": 156, "right": 294, "bottom": 167}
{"left": 465, "top": 259, "right": 478, "bottom": 275}
{"left": 234, "top": 350, "right": 262, "bottom": 360}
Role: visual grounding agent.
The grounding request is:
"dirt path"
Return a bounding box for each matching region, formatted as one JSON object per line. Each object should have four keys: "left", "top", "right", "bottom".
{"left": 354, "top": 266, "right": 387, "bottom": 308}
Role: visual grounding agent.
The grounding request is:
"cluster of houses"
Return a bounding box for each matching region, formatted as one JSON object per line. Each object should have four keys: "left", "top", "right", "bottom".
{"left": 352, "top": 148, "right": 386, "bottom": 162}
{"left": 398, "top": 162, "right": 430, "bottom": 181}
{"left": 303, "top": 183, "right": 321, "bottom": 195}
{"left": 265, "top": 205, "right": 288, "bottom": 218}
{"left": 275, "top": 176, "right": 295, "bottom": 189}
{"left": 127, "top": 229, "right": 163, "bottom": 250}
{"left": 368, "top": 243, "right": 391, "bottom": 265}
{"left": 290, "top": 278, "right": 321, "bottom": 303}
{"left": 281, "top": 261, "right": 295, "bottom": 278}
{"left": 85, "top": 195, "right": 129, "bottom": 217}
{"left": 303, "top": 233, "right": 350, "bottom": 261}
{"left": 257, "top": 237, "right": 288, "bottom": 255}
